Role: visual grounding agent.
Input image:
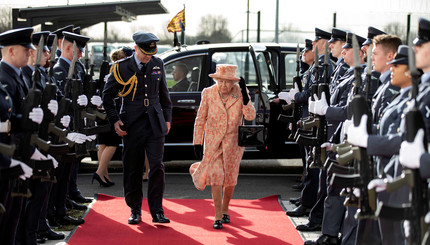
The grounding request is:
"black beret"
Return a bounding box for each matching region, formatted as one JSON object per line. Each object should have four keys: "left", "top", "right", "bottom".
{"left": 414, "top": 18, "right": 430, "bottom": 46}
{"left": 304, "top": 39, "right": 313, "bottom": 52}
{"left": 362, "top": 26, "right": 386, "bottom": 46}
{"left": 387, "top": 45, "right": 409, "bottom": 65}
{"left": 46, "top": 34, "right": 56, "bottom": 51}
{"left": 32, "top": 31, "right": 50, "bottom": 52}
{"left": 52, "top": 25, "right": 74, "bottom": 39}
{"left": 342, "top": 32, "right": 366, "bottom": 49}
{"left": 62, "top": 31, "right": 90, "bottom": 52}
{"left": 328, "top": 28, "right": 347, "bottom": 43}
{"left": 0, "top": 27, "right": 34, "bottom": 50}
{"left": 314, "top": 28, "right": 331, "bottom": 41}
{"left": 132, "top": 31, "right": 159, "bottom": 55}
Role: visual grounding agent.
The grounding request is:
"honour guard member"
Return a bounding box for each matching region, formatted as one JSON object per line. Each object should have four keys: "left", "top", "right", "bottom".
{"left": 52, "top": 25, "right": 74, "bottom": 61}
{"left": 103, "top": 31, "right": 172, "bottom": 225}
{"left": 328, "top": 28, "right": 349, "bottom": 95}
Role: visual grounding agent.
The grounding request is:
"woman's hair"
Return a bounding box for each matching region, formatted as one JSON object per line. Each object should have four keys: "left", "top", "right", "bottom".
{"left": 110, "top": 49, "right": 126, "bottom": 62}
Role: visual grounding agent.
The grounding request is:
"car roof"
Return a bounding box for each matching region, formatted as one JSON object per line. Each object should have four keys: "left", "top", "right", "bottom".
{"left": 159, "top": 42, "right": 303, "bottom": 61}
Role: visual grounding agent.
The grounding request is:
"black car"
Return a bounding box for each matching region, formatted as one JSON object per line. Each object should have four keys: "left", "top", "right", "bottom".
{"left": 159, "top": 43, "right": 301, "bottom": 157}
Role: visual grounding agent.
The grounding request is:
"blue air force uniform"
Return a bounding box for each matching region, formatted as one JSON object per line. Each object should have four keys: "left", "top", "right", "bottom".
{"left": 103, "top": 32, "right": 172, "bottom": 219}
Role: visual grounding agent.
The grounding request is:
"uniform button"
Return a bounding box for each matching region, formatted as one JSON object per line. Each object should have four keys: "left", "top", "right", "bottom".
{"left": 145, "top": 94, "right": 147, "bottom": 96}
{"left": 157, "top": 78, "right": 160, "bottom": 81}
{"left": 145, "top": 84, "right": 148, "bottom": 87}
{"left": 144, "top": 75, "right": 146, "bottom": 78}
{"left": 5, "top": 96, "right": 8, "bottom": 100}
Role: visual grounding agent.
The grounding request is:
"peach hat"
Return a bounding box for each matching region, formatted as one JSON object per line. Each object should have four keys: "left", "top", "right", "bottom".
{"left": 209, "top": 64, "right": 240, "bottom": 81}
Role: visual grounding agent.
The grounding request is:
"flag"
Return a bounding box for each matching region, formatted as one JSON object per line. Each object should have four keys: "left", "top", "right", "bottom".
{"left": 167, "top": 9, "right": 185, "bottom": 33}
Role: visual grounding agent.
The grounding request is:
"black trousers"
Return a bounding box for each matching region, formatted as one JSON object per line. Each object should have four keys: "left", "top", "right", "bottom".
{"left": 122, "top": 116, "right": 166, "bottom": 218}
{"left": 300, "top": 145, "right": 319, "bottom": 208}
{"left": 0, "top": 179, "right": 25, "bottom": 245}
{"left": 48, "top": 157, "right": 74, "bottom": 218}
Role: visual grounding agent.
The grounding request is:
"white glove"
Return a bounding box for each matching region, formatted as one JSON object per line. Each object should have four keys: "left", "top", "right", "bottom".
{"left": 278, "top": 92, "right": 292, "bottom": 104}
{"left": 308, "top": 97, "right": 315, "bottom": 114}
{"left": 31, "top": 148, "right": 46, "bottom": 160}
{"left": 47, "top": 154, "right": 59, "bottom": 168}
{"left": 66, "top": 132, "right": 87, "bottom": 144}
{"left": 289, "top": 87, "right": 299, "bottom": 100}
{"left": 403, "top": 220, "right": 410, "bottom": 238}
{"left": 77, "top": 95, "right": 88, "bottom": 107}
{"left": 353, "top": 188, "right": 361, "bottom": 198}
{"left": 11, "top": 159, "right": 33, "bottom": 180}
{"left": 425, "top": 212, "right": 430, "bottom": 223}
{"left": 86, "top": 135, "right": 97, "bottom": 141}
{"left": 399, "top": 128, "right": 425, "bottom": 169}
{"left": 60, "top": 115, "right": 71, "bottom": 128}
{"left": 90, "top": 95, "right": 102, "bottom": 107}
{"left": 347, "top": 115, "right": 368, "bottom": 148}
{"left": 47, "top": 99, "right": 58, "bottom": 116}
{"left": 29, "top": 107, "right": 44, "bottom": 124}
{"left": 367, "top": 178, "right": 387, "bottom": 192}
{"left": 321, "top": 142, "right": 333, "bottom": 151}
{"left": 313, "top": 92, "right": 329, "bottom": 116}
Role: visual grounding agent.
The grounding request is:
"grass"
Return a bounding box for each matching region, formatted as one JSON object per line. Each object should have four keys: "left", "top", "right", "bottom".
{"left": 54, "top": 203, "right": 90, "bottom": 231}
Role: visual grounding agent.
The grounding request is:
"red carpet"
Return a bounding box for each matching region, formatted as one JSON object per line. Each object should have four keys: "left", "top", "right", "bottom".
{"left": 67, "top": 194, "right": 303, "bottom": 245}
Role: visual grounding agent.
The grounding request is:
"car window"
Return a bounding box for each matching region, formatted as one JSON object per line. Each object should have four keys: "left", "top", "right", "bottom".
{"left": 165, "top": 56, "right": 204, "bottom": 92}
{"left": 284, "top": 53, "right": 296, "bottom": 88}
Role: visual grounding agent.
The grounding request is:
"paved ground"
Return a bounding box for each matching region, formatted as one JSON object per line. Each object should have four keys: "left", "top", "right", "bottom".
{"left": 43, "top": 157, "right": 320, "bottom": 244}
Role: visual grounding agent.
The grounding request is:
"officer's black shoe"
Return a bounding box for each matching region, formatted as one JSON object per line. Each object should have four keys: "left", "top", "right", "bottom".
{"left": 38, "top": 228, "right": 65, "bottom": 240}
{"left": 47, "top": 216, "right": 61, "bottom": 228}
{"left": 213, "top": 220, "right": 223, "bottom": 229}
{"left": 57, "top": 215, "right": 85, "bottom": 226}
{"left": 128, "top": 213, "right": 141, "bottom": 224}
{"left": 286, "top": 205, "right": 310, "bottom": 217}
{"left": 66, "top": 199, "right": 87, "bottom": 210}
{"left": 289, "top": 197, "right": 301, "bottom": 205}
{"left": 36, "top": 234, "right": 48, "bottom": 244}
{"left": 70, "top": 194, "right": 92, "bottom": 203}
{"left": 296, "top": 221, "right": 322, "bottom": 232}
{"left": 304, "top": 234, "right": 340, "bottom": 245}
{"left": 152, "top": 212, "right": 170, "bottom": 223}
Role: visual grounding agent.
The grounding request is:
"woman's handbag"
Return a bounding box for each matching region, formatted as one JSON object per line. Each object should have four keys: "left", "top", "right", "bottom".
{"left": 238, "top": 123, "right": 265, "bottom": 147}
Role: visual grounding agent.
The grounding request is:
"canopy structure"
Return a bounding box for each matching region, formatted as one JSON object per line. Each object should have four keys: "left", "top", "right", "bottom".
{"left": 12, "top": 0, "right": 168, "bottom": 30}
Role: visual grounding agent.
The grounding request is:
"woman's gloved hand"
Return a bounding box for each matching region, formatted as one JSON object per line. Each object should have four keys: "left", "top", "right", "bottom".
{"left": 194, "top": 144, "right": 203, "bottom": 160}
{"left": 239, "top": 77, "right": 250, "bottom": 105}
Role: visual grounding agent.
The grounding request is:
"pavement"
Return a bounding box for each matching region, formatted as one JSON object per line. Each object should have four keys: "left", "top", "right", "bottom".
{"left": 42, "top": 157, "right": 320, "bottom": 244}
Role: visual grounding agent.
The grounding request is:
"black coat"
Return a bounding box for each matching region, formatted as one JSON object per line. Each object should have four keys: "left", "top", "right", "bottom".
{"left": 103, "top": 54, "right": 172, "bottom": 139}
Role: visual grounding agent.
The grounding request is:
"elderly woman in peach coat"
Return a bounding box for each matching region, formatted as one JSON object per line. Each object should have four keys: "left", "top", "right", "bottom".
{"left": 190, "top": 64, "right": 256, "bottom": 229}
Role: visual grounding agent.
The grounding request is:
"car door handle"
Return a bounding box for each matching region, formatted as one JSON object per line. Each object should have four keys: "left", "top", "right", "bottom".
{"left": 177, "top": 99, "right": 196, "bottom": 103}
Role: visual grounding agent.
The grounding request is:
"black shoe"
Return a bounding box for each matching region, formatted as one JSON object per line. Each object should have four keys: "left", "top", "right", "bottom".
{"left": 128, "top": 213, "right": 141, "bottom": 224}
{"left": 70, "top": 194, "right": 92, "bottom": 203}
{"left": 286, "top": 205, "right": 310, "bottom": 217}
{"left": 152, "top": 212, "right": 170, "bottom": 223}
{"left": 92, "top": 172, "right": 113, "bottom": 187}
{"left": 36, "top": 234, "right": 47, "bottom": 244}
{"left": 289, "top": 197, "right": 301, "bottom": 205}
{"left": 66, "top": 198, "right": 87, "bottom": 210}
{"left": 305, "top": 234, "right": 340, "bottom": 245}
{"left": 57, "top": 215, "right": 85, "bottom": 226}
{"left": 47, "top": 216, "right": 61, "bottom": 228}
{"left": 38, "top": 228, "right": 65, "bottom": 240}
{"left": 291, "top": 183, "right": 303, "bottom": 190}
{"left": 296, "top": 221, "right": 321, "bottom": 232}
{"left": 213, "top": 220, "right": 223, "bottom": 229}
{"left": 104, "top": 176, "right": 115, "bottom": 186}
{"left": 222, "top": 214, "right": 230, "bottom": 223}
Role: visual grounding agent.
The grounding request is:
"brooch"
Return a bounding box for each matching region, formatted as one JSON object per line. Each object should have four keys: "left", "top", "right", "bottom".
{"left": 232, "top": 94, "right": 239, "bottom": 99}
{"left": 153, "top": 66, "right": 161, "bottom": 70}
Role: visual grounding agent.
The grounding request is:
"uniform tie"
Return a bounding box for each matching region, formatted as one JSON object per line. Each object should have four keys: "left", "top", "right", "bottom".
{"left": 140, "top": 62, "right": 147, "bottom": 73}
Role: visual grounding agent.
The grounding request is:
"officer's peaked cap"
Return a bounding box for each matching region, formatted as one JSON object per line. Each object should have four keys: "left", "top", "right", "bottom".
{"left": 133, "top": 31, "right": 159, "bottom": 55}
{"left": 362, "top": 26, "right": 386, "bottom": 46}
{"left": 0, "top": 27, "right": 35, "bottom": 50}
{"left": 342, "top": 32, "right": 366, "bottom": 49}
{"left": 52, "top": 25, "right": 74, "bottom": 39}
{"left": 414, "top": 18, "right": 430, "bottom": 46}
{"left": 304, "top": 39, "right": 313, "bottom": 52}
{"left": 314, "top": 28, "right": 331, "bottom": 41}
{"left": 62, "top": 31, "right": 90, "bottom": 52}
{"left": 32, "top": 31, "right": 50, "bottom": 52}
{"left": 387, "top": 45, "right": 409, "bottom": 65}
{"left": 328, "top": 28, "right": 347, "bottom": 43}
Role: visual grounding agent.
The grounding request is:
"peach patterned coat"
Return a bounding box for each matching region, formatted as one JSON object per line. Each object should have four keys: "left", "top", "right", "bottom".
{"left": 190, "top": 83, "right": 256, "bottom": 190}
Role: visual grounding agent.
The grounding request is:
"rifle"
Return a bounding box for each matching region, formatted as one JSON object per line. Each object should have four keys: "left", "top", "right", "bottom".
{"left": 309, "top": 42, "right": 330, "bottom": 169}
{"left": 375, "top": 39, "right": 428, "bottom": 245}
{"left": 13, "top": 39, "right": 52, "bottom": 196}
{"left": 38, "top": 35, "right": 69, "bottom": 158}
{"left": 0, "top": 142, "right": 15, "bottom": 157}
{"left": 331, "top": 35, "right": 376, "bottom": 221}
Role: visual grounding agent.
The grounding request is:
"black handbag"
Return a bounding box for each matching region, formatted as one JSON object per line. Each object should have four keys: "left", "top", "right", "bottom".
{"left": 238, "top": 123, "right": 265, "bottom": 147}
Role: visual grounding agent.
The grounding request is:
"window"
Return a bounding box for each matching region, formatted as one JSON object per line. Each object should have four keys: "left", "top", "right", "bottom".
{"left": 165, "top": 56, "right": 203, "bottom": 92}
{"left": 284, "top": 53, "right": 297, "bottom": 88}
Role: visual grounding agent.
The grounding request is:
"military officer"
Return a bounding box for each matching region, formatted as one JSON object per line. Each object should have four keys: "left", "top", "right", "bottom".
{"left": 52, "top": 25, "right": 74, "bottom": 60}
{"left": 21, "top": 31, "right": 50, "bottom": 91}
{"left": 328, "top": 28, "right": 349, "bottom": 95}
{"left": 103, "top": 31, "right": 172, "bottom": 225}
